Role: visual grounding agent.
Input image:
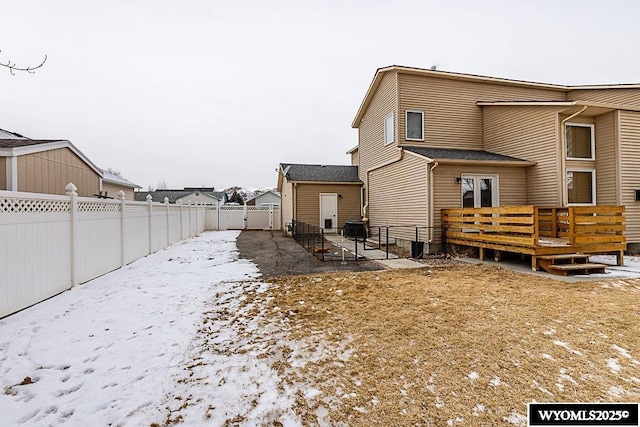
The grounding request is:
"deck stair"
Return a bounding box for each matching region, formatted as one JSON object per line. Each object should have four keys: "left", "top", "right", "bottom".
{"left": 537, "top": 253, "right": 607, "bottom": 276}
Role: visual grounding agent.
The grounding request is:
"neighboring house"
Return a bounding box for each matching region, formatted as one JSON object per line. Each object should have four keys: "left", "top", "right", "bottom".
{"left": 352, "top": 65, "right": 640, "bottom": 251}
{"left": 0, "top": 128, "right": 139, "bottom": 199}
{"left": 246, "top": 190, "right": 281, "bottom": 206}
{"left": 99, "top": 168, "right": 141, "bottom": 200}
{"left": 135, "top": 187, "right": 228, "bottom": 205}
{"left": 277, "top": 163, "right": 362, "bottom": 231}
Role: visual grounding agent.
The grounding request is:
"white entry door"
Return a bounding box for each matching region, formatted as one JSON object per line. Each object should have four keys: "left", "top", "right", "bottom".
{"left": 319, "top": 193, "right": 338, "bottom": 232}
{"left": 461, "top": 175, "right": 499, "bottom": 208}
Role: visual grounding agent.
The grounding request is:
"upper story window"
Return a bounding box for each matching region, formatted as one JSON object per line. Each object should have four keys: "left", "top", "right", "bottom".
{"left": 384, "top": 113, "right": 394, "bottom": 145}
{"left": 406, "top": 110, "right": 424, "bottom": 141}
{"left": 566, "top": 123, "right": 594, "bottom": 160}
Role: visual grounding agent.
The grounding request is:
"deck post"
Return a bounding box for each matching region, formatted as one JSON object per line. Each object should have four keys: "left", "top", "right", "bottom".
{"left": 568, "top": 207, "right": 576, "bottom": 245}
{"left": 533, "top": 207, "right": 539, "bottom": 245}
{"left": 494, "top": 250, "right": 501, "bottom": 262}
{"left": 531, "top": 255, "right": 537, "bottom": 271}
{"left": 551, "top": 208, "right": 558, "bottom": 238}
{"left": 617, "top": 250, "right": 624, "bottom": 266}
{"left": 479, "top": 247, "right": 485, "bottom": 261}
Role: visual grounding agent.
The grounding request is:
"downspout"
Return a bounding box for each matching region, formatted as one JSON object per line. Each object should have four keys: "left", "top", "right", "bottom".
{"left": 293, "top": 182, "right": 297, "bottom": 223}
{"left": 362, "top": 148, "right": 404, "bottom": 223}
{"left": 427, "top": 161, "right": 439, "bottom": 252}
{"left": 560, "top": 106, "right": 588, "bottom": 206}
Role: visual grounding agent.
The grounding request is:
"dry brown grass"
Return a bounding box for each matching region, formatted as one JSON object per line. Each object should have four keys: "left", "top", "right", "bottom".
{"left": 261, "top": 264, "right": 640, "bottom": 426}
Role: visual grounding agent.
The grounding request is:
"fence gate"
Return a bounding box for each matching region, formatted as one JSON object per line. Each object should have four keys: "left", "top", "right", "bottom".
{"left": 218, "top": 205, "right": 280, "bottom": 230}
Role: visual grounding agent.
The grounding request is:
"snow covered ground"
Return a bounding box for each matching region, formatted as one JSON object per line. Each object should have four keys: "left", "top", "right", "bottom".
{"left": 0, "top": 231, "right": 337, "bottom": 426}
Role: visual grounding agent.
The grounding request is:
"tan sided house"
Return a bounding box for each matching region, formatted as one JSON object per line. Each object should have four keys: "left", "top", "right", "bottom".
{"left": 352, "top": 65, "right": 640, "bottom": 264}
{"left": 277, "top": 163, "right": 362, "bottom": 232}
{"left": 1, "top": 128, "right": 139, "bottom": 199}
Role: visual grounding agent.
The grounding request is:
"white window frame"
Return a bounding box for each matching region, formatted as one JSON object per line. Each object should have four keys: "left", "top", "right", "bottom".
{"left": 405, "top": 110, "right": 424, "bottom": 141}
{"left": 566, "top": 168, "right": 596, "bottom": 206}
{"left": 384, "top": 112, "right": 394, "bottom": 145}
{"left": 565, "top": 122, "right": 595, "bottom": 161}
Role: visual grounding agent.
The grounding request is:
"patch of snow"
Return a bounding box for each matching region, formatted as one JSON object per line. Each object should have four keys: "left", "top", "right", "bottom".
{"left": 489, "top": 376, "right": 501, "bottom": 387}
{"left": 353, "top": 406, "right": 366, "bottom": 413}
{"left": 607, "top": 358, "right": 621, "bottom": 373}
{"left": 472, "top": 403, "right": 485, "bottom": 416}
{"left": 612, "top": 344, "right": 632, "bottom": 359}
{"left": 553, "top": 340, "right": 583, "bottom": 356}
{"left": 468, "top": 371, "right": 479, "bottom": 381}
{"left": 504, "top": 411, "right": 527, "bottom": 426}
{"left": 305, "top": 388, "right": 322, "bottom": 399}
{"left": 541, "top": 353, "right": 555, "bottom": 361}
{"left": 609, "top": 385, "right": 625, "bottom": 397}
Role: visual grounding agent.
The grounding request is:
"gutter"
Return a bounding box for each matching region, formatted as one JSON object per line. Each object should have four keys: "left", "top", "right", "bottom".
{"left": 560, "top": 106, "right": 588, "bottom": 205}
{"left": 427, "top": 161, "right": 439, "bottom": 251}
{"left": 362, "top": 148, "right": 404, "bottom": 223}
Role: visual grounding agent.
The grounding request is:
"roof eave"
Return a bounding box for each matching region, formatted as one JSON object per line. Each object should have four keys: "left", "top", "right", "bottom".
{"left": 435, "top": 159, "right": 536, "bottom": 167}
{"left": 286, "top": 180, "right": 363, "bottom": 185}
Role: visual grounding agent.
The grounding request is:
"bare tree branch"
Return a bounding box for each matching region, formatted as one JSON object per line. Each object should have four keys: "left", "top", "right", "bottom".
{"left": 0, "top": 50, "right": 47, "bottom": 75}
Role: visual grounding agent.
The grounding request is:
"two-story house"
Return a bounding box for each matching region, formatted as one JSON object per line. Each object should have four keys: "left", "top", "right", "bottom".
{"left": 353, "top": 65, "right": 640, "bottom": 252}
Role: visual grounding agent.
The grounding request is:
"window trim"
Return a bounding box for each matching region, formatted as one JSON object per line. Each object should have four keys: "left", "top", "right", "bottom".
{"left": 565, "top": 122, "right": 595, "bottom": 161}
{"left": 566, "top": 168, "right": 596, "bottom": 206}
{"left": 405, "top": 110, "right": 424, "bottom": 141}
{"left": 384, "top": 112, "right": 394, "bottom": 145}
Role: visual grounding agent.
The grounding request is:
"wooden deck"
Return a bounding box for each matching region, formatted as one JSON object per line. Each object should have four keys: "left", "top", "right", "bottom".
{"left": 441, "top": 205, "right": 626, "bottom": 270}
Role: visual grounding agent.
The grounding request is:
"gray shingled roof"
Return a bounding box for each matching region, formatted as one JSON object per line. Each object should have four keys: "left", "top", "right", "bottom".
{"left": 0, "top": 139, "right": 65, "bottom": 148}
{"left": 0, "top": 128, "right": 27, "bottom": 139}
{"left": 280, "top": 163, "right": 361, "bottom": 183}
{"left": 134, "top": 189, "right": 226, "bottom": 203}
{"left": 404, "top": 146, "right": 528, "bottom": 162}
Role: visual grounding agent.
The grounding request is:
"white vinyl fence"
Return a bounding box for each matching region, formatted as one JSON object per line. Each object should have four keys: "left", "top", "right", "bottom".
{"left": 205, "top": 204, "right": 281, "bottom": 231}
{"left": 0, "top": 185, "right": 206, "bottom": 318}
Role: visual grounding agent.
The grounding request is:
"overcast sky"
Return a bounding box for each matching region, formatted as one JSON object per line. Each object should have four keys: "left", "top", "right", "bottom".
{"left": 2, "top": 0, "right": 639, "bottom": 190}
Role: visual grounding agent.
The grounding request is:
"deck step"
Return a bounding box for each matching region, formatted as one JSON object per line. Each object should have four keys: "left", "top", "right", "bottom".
{"left": 550, "top": 263, "right": 607, "bottom": 271}
{"left": 538, "top": 254, "right": 588, "bottom": 261}
{"left": 536, "top": 253, "right": 608, "bottom": 276}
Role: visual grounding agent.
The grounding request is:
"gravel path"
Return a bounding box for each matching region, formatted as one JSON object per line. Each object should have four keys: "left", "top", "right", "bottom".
{"left": 236, "top": 231, "right": 383, "bottom": 278}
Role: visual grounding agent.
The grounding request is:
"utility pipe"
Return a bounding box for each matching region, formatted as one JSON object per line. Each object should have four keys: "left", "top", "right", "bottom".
{"left": 560, "top": 106, "right": 588, "bottom": 205}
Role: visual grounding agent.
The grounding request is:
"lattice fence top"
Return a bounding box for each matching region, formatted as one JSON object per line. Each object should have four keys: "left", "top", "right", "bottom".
{"left": 78, "top": 201, "right": 121, "bottom": 213}
{"left": 0, "top": 197, "right": 70, "bottom": 213}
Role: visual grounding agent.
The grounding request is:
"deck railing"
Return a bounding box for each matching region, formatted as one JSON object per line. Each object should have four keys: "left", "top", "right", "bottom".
{"left": 441, "top": 205, "right": 537, "bottom": 248}
{"left": 442, "top": 205, "right": 625, "bottom": 248}
{"left": 535, "top": 206, "right": 625, "bottom": 245}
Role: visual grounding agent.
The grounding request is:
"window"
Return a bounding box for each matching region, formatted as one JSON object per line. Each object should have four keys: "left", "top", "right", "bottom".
{"left": 384, "top": 113, "right": 394, "bottom": 145}
{"left": 566, "top": 169, "right": 595, "bottom": 205}
{"left": 406, "top": 110, "right": 424, "bottom": 141}
{"left": 566, "top": 123, "right": 594, "bottom": 160}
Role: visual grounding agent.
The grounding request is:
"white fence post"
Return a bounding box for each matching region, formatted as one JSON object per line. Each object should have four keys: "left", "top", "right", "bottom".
{"left": 243, "top": 203, "right": 248, "bottom": 230}
{"left": 165, "top": 197, "right": 170, "bottom": 246}
{"left": 118, "top": 190, "right": 126, "bottom": 267}
{"left": 177, "top": 200, "right": 183, "bottom": 239}
{"left": 146, "top": 194, "right": 153, "bottom": 254}
{"left": 269, "top": 205, "right": 274, "bottom": 230}
{"left": 66, "top": 183, "right": 79, "bottom": 288}
{"left": 195, "top": 202, "right": 199, "bottom": 236}
{"left": 188, "top": 201, "right": 193, "bottom": 237}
